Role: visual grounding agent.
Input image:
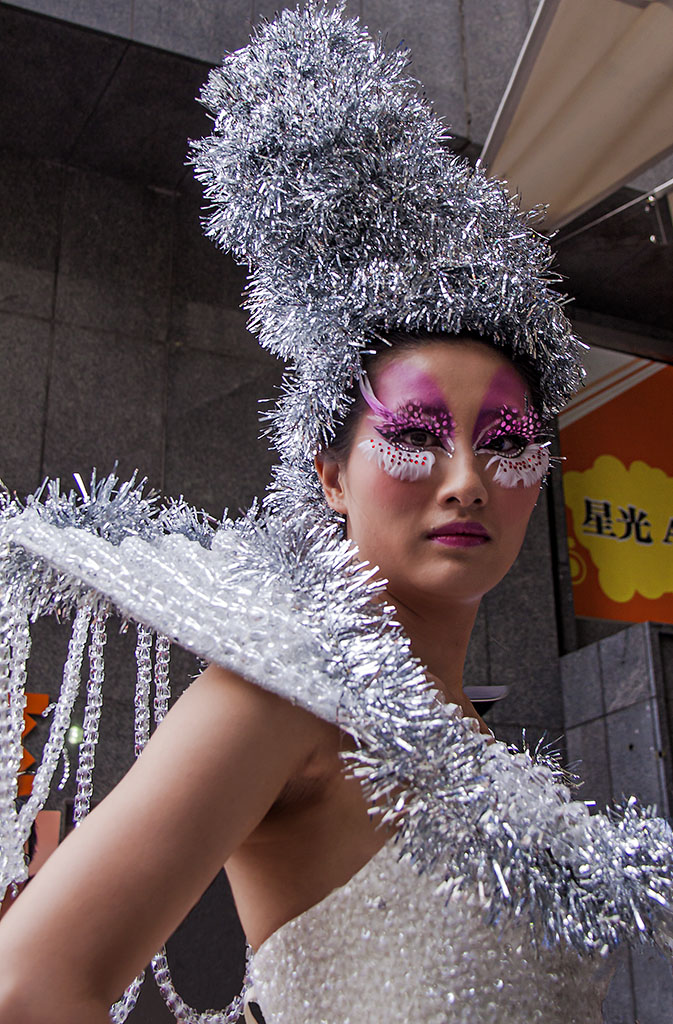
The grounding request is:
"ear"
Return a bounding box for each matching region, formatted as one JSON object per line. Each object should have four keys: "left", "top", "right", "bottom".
{"left": 314, "top": 453, "right": 349, "bottom": 515}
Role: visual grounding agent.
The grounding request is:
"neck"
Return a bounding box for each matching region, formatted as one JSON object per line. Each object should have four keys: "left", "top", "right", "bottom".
{"left": 384, "top": 589, "right": 479, "bottom": 705}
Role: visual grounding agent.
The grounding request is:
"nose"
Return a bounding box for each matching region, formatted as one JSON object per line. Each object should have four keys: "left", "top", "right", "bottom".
{"left": 435, "top": 442, "right": 488, "bottom": 508}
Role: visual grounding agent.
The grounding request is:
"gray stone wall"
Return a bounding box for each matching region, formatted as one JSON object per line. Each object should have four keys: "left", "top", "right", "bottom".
{"left": 3, "top": 0, "right": 539, "bottom": 145}
{"left": 0, "top": 145, "right": 281, "bottom": 511}
{"left": 561, "top": 624, "right": 673, "bottom": 1023}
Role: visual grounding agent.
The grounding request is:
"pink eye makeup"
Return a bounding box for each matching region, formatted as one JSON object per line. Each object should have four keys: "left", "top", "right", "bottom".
{"left": 474, "top": 404, "right": 551, "bottom": 488}
{"left": 359, "top": 376, "right": 454, "bottom": 447}
{"left": 355, "top": 366, "right": 550, "bottom": 488}
{"left": 357, "top": 374, "right": 455, "bottom": 481}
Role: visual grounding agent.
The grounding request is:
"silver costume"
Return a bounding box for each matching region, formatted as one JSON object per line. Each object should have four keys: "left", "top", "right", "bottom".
{"left": 1, "top": 3, "right": 672, "bottom": 1021}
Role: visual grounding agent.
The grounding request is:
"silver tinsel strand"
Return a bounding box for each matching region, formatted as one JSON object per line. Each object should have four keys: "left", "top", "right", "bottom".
{"left": 191, "top": 0, "right": 585, "bottom": 513}
{"left": 0, "top": 471, "right": 672, "bottom": 967}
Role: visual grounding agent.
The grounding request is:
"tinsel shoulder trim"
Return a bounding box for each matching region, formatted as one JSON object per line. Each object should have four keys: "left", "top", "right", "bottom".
{"left": 0, "top": 477, "right": 407, "bottom": 725}
{"left": 2, "top": 474, "right": 673, "bottom": 958}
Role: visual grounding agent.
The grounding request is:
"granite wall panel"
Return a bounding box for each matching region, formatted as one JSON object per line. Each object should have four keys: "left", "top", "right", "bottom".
{"left": 68, "top": 45, "right": 211, "bottom": 190}
{"left": 0, "top": 6, "right": 128, "bottom": 162}
{"left": 565, "top": 718, "right": 612, "bottom": 810}
{"left": 630, "top": 946, "right": 673, "bottom": 1024}
{"left": 56, "top": 169, "right": 173, "bottom": 342}
{"left": 599, "top": 623, "right": 655, "bottom": 713}
{"left": 363, "top": 0, "right": 467, "bottom": 132}
{"left": 253, "top": 0, "right": 361, "bottom": 26}
{"left": 482, "top": 499, "right": 563, "bottom": 736}
{"left": 602, "top": 953, "right": 636, "bottom": 1024}
{"left": 560, "top": 641, "right": 604, "bottom": 729}
{"left": 5, "top": 0, "right": 132, "bottom": 35}
{"left": 561, "top": 627, "right": 673, "bottom": 1019}
{"left": 463, "top": 603, "right": 489, "bottom": 689}
{"left": 134, "top": 0, "right": 252, "bottom": 61}
{"left": 164, "top": 346, "right": 282, "bottom": 515}
{"left": 462, "top": 0, "right": 533, "bottom": 142}
{"left": 42, "top": 323, "right": 166, "bottom": 486}
{"left": 3, "top": 0, "right": 543, "bottom": 150}
{"left": 606, "top": 699, "right": 665, "bottom": 808}
{"left": 0, "top": 153, "right": 63, "bottom": 320}
{"left": 0, "top": 312, "right": 51, "bottom": 495}
{"left": 169, "top": 194, "right": 252, "bottom": 356}
{"left": 561, "top": 625, "right": 669, "bottom": 812}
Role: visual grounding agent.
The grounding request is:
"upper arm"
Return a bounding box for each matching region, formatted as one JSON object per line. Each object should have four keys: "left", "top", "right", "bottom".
{"left": 0, "top": 664, "right": 326, "bottom": 1008}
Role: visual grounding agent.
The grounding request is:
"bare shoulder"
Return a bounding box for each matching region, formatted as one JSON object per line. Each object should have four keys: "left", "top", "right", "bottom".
{"left": 191, "top": 662, "right": 340, "bottom": 772}
{"left": 0, "top": 661, "right": 340, "bottom": 1012}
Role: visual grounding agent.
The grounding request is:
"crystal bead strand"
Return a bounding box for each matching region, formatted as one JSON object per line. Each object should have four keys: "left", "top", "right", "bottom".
{"left": 0, "top": 597, "right": 24, "bottom": 898}
{"left": 18, "top": 604, "right": 91, "bottom": 842}
{"left": 109, "top": 970, "right": 146, "bottom": 1024}
{"left": 57, "top": 745, "right": 71, "bottom": 790}
{"left": 73, "top": 608, "right": 108, "bottom": 826}
{"left": 153, "top": 633, "right": 171, "bottom": 724}
{"left": 149, "top": 636, "right": 251, "bottom": 1023}
{"left": 151, "top": 951, "right": 198, "bottom": 1022}
{"left": 109, "top": 623, "right": 154, "bottom": 1024}
{"left": 151, "top": 948, "right": 250, "bottom": 1024}
{"left": 134, "top": 624, "right": 153, "bottom": 758}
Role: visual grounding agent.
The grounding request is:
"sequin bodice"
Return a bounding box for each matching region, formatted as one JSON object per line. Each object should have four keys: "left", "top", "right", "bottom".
{"left": 251, "top": 840, "right": 613, "bottom": 1024}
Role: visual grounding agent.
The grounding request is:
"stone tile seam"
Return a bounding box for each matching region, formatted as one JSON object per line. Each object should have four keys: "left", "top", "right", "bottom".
{"left": 37, "top": 161, "right": 68, "bottom": 485}
{"left": 456, "top": 0, "right": 472, "bottom": 141}
{"left": 595, "top": 633, "right": 609, "bottom": 720}
{"left": 565, "top": 694, "right": 660, "bottom": 730}
{"left": 642, "top": 621, "right": 670, "bottom": 813}
{"left": 65, "top": 42, "right": 133, "bottom": 167}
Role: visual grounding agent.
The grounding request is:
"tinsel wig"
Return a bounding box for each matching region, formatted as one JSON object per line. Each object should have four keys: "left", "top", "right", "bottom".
{"left": 191, "top": 0, "right": 583, "bottom": 478}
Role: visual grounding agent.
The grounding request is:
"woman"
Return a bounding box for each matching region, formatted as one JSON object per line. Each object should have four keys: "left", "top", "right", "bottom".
{"left": 0, "top": 335, "right": 616, "bottom": 1024}
{"left": 0, "top": 4, "right": 671, "bottom": 1022}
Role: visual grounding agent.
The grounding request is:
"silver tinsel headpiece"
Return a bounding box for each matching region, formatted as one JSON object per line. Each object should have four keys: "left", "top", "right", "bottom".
{"left": 191, "top": 0, "right": 584, "bottom": 473}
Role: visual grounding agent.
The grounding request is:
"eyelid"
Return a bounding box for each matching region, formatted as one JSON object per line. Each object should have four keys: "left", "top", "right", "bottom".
{"left": 376, "top": 425, "right": 454, "bottom": 453}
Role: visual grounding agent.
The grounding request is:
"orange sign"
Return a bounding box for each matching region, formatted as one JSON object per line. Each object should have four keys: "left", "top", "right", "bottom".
{"left": 559, "top": 348, "right": 673, "bottom": 624}
{"left": 19, "top": 692, "right": 49, "bottom": 797}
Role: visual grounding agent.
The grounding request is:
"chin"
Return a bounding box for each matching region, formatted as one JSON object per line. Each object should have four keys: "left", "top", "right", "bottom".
{"left": 406, "top": 553, "right": 518, "bottom": 605}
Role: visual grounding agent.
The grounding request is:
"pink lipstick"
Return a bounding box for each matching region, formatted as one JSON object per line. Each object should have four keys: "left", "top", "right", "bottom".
{"left": 427, "top": 521, "right": 491, "bottom": 547}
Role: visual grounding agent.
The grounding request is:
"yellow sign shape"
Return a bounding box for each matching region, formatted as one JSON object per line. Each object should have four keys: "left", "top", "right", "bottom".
{"left": 564, "top": 455, "right": 673, "bottom": 603}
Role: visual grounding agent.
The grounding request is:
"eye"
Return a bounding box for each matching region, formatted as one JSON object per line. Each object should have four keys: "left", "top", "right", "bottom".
{"left": 478, "top": 433, "right": 528, "bottom": 458}
{"left": 393, "top": 428, "right": 441, "bottom": 449}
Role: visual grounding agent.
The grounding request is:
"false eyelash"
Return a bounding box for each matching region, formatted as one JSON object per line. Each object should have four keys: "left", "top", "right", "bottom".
{"left": 358, "top": 437, "right": 435, "bottom": 481}
{"left": 485, "top": 443, "right": 551, "bottom": 488}
{"left": 359, "top": 375, "right": 454, "bottom": 446}
{"left": 475, "top": 405, "right": 546, "bottom": 451}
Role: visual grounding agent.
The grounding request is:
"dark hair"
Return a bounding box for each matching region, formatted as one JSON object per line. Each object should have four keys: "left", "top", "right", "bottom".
{"left": 322, "top": 330, "right": 543, "bottom": 462}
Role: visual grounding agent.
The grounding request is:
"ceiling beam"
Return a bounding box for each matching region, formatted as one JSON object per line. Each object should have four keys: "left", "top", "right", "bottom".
{"left": 481, "top": 0, "right": 673, "bottom": 229}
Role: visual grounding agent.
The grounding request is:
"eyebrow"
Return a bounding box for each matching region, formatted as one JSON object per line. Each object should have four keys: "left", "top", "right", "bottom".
{"left": 360, "top": 376, "right": 451, "bottom": 421}
{"left": 473, "top": 404, "right": 522, "bottom": 427}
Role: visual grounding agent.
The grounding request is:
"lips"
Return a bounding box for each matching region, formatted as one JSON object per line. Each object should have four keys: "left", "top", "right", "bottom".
{"left": 427, "top": 521, "right": 491, "bottom": 547}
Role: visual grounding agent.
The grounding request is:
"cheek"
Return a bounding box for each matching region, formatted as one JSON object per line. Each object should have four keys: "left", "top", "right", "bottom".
{"left": 491, "top": 482, "right": 539, "bottom": 546}
{"left": 346, "top": 445, "right": 429, "bottom": 523}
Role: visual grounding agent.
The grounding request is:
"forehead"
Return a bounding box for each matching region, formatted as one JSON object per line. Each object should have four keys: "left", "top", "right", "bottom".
{"left": 371, "top": 340, "right": 528, "bottom": 412}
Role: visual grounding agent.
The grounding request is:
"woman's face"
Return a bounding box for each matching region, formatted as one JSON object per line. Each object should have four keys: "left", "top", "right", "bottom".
{"left": 317, "top": 339, "right": 547, "bottom": 611}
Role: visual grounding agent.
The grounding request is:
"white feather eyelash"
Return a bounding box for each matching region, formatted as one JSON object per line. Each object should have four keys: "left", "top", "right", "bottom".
{"left": 358, "top": 437, "right": 435, "bottom": 481}
{"left": 486, "top": 443, "right": 551, "bottom": 488}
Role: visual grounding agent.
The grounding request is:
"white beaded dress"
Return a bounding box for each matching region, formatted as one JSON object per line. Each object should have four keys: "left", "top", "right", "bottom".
{"left": 250, "top": 837, "right": 614, "bottom": 1024}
